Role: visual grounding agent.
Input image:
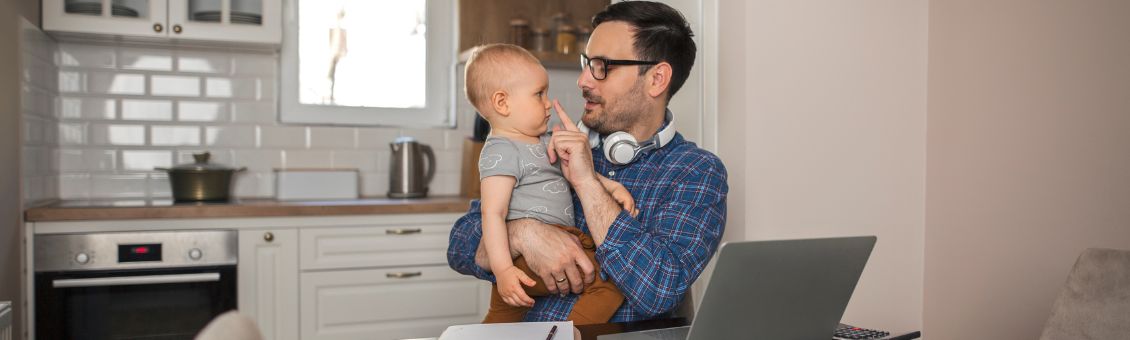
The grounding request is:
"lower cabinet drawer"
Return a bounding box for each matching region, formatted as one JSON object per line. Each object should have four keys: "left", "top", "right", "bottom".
{"left": 300, "top": 224, "right": 453, "bottom": 271}
{"left": 300, "top": 265, "right": 485, "bottom": 340}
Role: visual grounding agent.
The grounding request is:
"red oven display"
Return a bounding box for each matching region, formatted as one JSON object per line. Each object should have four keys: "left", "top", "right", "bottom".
{"left": 119, "top": 244, "right": 162, "bottom": 262}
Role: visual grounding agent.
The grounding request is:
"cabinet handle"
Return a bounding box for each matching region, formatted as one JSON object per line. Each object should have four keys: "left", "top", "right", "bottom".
{"left": 263, "top": 232, "right": 274, "bottom": 242}
{"left": 386, "top": 228, "right": 422, "bottom": 235}
{"left": 153, "top": 23, "right": 163, "bottom": 33}
{"left": 386, "top": 271, "right": 422, "bottom": 279}
{"left": 173, "top": 25, "right": 183, "bottom": 34}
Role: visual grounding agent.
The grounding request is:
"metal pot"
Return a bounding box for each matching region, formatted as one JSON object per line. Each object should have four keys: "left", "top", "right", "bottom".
{"left": 156, "top": 152, "right": 246, "bottom": 202}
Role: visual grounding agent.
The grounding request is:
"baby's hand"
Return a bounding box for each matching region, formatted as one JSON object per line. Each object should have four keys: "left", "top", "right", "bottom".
{"left": 606, "top": 180, "right": 639, "bottom": 217}
{"left": 497, "top": 266, "right": 537, "bottom": 307}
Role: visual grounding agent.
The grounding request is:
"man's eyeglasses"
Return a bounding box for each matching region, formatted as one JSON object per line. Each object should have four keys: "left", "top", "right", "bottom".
{"left": 580, "top": 53, "right": 660, "bottom": 80}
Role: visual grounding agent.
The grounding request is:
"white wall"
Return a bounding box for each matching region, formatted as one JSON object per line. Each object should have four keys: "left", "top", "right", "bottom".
{"left": 924, "top": 1, "right": 1130, "bottom": 338}
{"left": 718, "top": 0, "right": 928, "bottom": 331}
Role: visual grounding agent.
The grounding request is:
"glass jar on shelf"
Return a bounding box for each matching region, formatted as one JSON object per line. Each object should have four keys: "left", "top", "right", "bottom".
{"left": 509, "top": 18, "right": 530, "bottom": 49}
{"left": 556, "top": 24, "right": 577, "bottom": 55}
{"left": 531, "top": 27, "right": 551, "bottom": 53}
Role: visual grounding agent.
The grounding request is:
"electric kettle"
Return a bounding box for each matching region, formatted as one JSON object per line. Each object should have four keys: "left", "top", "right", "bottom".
{"left": 388, "top": 137, "right": 436, "bottom": 198}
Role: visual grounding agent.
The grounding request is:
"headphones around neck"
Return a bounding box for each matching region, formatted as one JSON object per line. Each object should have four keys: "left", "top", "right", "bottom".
{"left": 575, "top": 110, "right": 677, "bottom": 165}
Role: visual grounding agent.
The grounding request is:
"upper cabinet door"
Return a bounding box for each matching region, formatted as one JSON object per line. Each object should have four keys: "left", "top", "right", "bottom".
{"left": 44, "top": 0, "right": 170, "bottom": 38}
{"left": 167, "top": 0, "right": 281, "bottom": 44}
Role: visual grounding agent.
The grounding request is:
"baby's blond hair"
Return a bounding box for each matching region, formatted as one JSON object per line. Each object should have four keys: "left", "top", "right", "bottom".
{"left": 464, "top": 44, "right": 542, "bottom": 115}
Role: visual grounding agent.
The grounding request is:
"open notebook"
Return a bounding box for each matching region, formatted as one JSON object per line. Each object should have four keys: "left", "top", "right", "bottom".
{"left": 440, "top": 321, "right": 574, "bottom": 340}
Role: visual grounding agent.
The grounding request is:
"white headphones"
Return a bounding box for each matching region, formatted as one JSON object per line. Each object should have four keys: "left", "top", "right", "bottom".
{"left": 576, "top": 110, "right": 677, "bottom": 165}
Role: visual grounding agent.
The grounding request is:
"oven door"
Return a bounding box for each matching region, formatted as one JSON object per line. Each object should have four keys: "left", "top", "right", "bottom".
{"left": 35, "top": 265, "right": 236, "bottom": 340}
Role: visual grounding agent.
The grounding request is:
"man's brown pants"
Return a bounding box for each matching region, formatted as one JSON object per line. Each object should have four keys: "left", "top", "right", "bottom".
{"left": 482, "top": 225, "right": 624, "bottom": 325}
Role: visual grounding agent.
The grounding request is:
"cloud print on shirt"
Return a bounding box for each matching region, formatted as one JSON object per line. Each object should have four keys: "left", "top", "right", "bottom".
{"left": 478, "top": 154, "right": 503, "bottom": 170}
{"left": 542, "top": 178, "right": 568, "bottom": 194}
{"left": 521, "top": 161, "right": 541, "bottom": 176}
{"left": 564, "top": 205, "right": 573, "bottom": 217}
{"left": 525, "top": 206, "right": 549, "bottom": 219}
{"left": 528, "top": 144, "right": 547, "bottom": 158}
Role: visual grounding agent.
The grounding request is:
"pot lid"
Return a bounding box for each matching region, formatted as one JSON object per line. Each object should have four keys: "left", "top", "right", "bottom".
{"left": 168, "top": 152, "right": 236, "bottom": 171}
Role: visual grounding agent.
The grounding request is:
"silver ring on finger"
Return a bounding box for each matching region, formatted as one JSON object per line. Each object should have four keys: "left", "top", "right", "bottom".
{"left": 555, "top": 276, "right": 567, "bottom": 283}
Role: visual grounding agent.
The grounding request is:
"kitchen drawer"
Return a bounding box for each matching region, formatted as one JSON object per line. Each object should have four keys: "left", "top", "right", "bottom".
{"left": 300, "top": 265, "right": 484, "bottom": 340}
{"left": 300, "top": 224, "right": 452, "bottom": 271}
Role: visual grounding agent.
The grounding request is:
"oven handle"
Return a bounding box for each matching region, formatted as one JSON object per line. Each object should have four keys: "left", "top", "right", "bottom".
{"left": 53, "top": 272, "right": 221, "bottom": 288}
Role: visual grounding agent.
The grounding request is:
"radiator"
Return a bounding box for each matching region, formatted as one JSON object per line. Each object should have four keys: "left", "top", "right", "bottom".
{"left": 0, "top": 301, "right": 10, "bottom": 340}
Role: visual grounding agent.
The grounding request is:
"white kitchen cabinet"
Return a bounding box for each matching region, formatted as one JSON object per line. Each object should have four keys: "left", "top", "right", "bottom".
{"left": 239, "top": 228, "right": 299, "bottom": 340}
{"left": 298, "top": 219, "right": 488, "bottom": 339}
{"left": 300, "top": 265, "right": 486, "bottom": 340}
{"left": 43, "top": 0, "right": 281, "bottom": 46}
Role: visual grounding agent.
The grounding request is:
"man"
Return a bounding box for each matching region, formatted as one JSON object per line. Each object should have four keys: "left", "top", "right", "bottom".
{"left": 448, "top": 1, "right": 728, "bottom": 322}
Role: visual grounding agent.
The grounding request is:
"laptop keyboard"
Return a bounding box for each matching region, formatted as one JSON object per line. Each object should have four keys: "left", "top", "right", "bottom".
{"left": 833, "top": 324, "right": 891, "bottom": 339}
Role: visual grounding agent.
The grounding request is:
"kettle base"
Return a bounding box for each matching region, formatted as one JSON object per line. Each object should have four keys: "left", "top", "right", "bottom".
{"left": 388, "top": 191, "right": 428, "bottom": 199}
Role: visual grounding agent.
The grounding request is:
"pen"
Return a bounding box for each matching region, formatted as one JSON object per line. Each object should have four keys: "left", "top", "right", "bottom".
{"left": 546, "top": 325, "right": 558, "bottom": 340}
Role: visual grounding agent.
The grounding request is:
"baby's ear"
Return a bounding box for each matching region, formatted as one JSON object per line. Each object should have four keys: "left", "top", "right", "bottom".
{"left": 491, "top": 90, "right": 510, "bottom": 117}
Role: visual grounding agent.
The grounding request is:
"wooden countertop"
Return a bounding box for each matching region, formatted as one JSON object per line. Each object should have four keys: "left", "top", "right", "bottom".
{"left": 25, "top": 196, "right": 473, "bottom": 222}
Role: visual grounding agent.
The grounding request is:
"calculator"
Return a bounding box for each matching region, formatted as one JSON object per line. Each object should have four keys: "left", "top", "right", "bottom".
{"left": 833, "top": 323, "right": 891, "bottom": 339}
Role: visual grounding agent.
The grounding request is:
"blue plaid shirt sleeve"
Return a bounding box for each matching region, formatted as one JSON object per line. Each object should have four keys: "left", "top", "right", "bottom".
{"left": 447, "top": 200, "right": 496, "bottom": 282}
{"left": 595, "top": 156, "right": 728, "bottom": 318}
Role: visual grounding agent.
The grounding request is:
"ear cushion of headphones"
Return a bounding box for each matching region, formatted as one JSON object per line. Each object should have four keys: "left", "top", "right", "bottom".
{"left": 603, "top": 132, "right": 639, "bottom": 165}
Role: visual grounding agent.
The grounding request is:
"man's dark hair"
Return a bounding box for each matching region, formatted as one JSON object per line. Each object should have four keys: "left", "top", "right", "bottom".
{"left": 592, "top": 1, "right": 696, "bottom": 101}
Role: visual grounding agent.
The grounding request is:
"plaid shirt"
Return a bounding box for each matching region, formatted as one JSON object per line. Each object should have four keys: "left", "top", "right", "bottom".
{"left": 447, "top": 130, "right": 728, "bottom": 322}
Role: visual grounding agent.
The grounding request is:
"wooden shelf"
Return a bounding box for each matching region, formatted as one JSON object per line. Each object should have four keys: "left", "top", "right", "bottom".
{"left": 459, "top": 48, "right": 581, "bottom": 70}
{"left": 458, "top": 0, "right": 609, "bottom": 55}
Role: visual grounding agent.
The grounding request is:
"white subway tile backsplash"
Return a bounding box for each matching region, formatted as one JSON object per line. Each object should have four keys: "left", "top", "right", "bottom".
{"left": 178, "top": 101, "right": 228, "bottom": 122}
{"left": 176, "top": 150, "right": 233, "bottom": 165}
{"left": 206, "top": 77, "right": 258, "bottom": 99}
{"left": 231, "top": 149, "right": 283, "bottom": 172}
{"left": 58, "top": 71, "right": 85, "bottom": 93}
{"left": 230, "top": 101, "right": 276, "bottom": 123}
{"left": 119, "top": 48, "right": 173, "bottom": 71}
{"left": 38, "top": 42, "right": 473, "bottom": 200}
{"left": 260, "top": 126, "right": 306, "bottom": 148}
{"left": 89, "top": 72, "right": 145, "bottom": 95}
{"left": 309, "top": 127, "right": 356, "bottom": 149}
{"left": 231, "top": 54, "right": 276, "bottom": 75}
{"left": 398, "top": 128, "right": 447, "bottom": 151}
{"left": 233, "top": 171, "right": 274, "bottom": 197}
{"left": 360, "top": 172, "right": 390, "bottom": 197}
{"left": 176, "top": 50, "right": 229, "bottom": 73}
{"left": 91, "top": 173, "right": 148, "bottom": 198}
{"left": 151, "top": 125, "right": 201, "bottom": 146}
{"left": 331, "top": 151, "right": 382, "bottom": 172}
{"left": 60, "top": 174, "right": 92, "bottom": 199}
{"left": 282, "top": 150, "right": 332, "bottom": 168}
{"left": 91, "top": 124, "right": 145, "bottom": 145}
{"left": 357, "top": 128, "right": 399, "bottom": 149}
{"left": 57, "top": 43, "right": 115, "bottom": 69}
{"left": 434, "top": 150, "right": 462, "bottom": 173}
{"left": 121, "top": 150, "right": 173, "bottom": 171}
{"left": 58, "top": 97, "right": 116, "bottom": 119}
{"left": 151, "top": 75, "right": 201, "bottom": 96}
{"left": 58, "top": 149, "right": 116, "bottom": 172}
{"left": 58, "top": 123, "right": 86, "bottom": 145}
{"left": 148, "top": 172, "right": 172, "bottom": 197}
{"left": 121, "top": 99, "right": 173, "bottom": 121}
{"left": 205, "top": 126, "right": 256, "bottom": 147}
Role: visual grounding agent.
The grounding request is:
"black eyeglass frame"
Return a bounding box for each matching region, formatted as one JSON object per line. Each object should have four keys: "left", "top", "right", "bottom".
{"left": 580, "top": 53, "right": 661, "bottom": 80}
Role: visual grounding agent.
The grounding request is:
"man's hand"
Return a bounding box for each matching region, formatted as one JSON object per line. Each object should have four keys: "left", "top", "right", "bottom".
{"left": 510, "top": 219, "right": 596, "bottom": 295}
{"left": 549, "top": 100, "right": 598, "bottom": 187}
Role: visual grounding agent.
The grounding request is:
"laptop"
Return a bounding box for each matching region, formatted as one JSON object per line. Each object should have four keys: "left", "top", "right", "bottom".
{"left": 600, "top": 236, "right": 877, "bottom": 340}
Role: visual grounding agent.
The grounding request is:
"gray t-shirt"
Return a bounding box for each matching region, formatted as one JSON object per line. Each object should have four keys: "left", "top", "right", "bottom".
{"left": 478, "top": 135, "right": 574, "bottom": 226}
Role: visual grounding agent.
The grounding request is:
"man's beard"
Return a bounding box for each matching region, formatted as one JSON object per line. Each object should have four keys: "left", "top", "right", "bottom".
{"left": 582, "top": 79, "right": 649, "bottom": 135}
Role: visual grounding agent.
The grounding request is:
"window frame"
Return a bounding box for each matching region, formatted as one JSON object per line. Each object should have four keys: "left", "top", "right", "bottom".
{"left": 279, "top": 0, "right": 457, "bottom": 128}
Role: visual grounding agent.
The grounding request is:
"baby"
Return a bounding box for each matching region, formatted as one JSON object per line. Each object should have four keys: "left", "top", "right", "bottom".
{"left": 465, "top": 43, "right": 636, "bottom": 325}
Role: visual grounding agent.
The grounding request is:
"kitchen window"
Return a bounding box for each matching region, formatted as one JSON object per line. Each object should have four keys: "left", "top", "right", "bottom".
{"left": 280, "top": 0, "right": 455, "bottom": 128}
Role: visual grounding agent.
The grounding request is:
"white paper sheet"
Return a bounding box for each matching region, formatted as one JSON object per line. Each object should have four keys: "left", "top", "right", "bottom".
{"left": 439, "top": 321, "right": 574, "bottom": 340}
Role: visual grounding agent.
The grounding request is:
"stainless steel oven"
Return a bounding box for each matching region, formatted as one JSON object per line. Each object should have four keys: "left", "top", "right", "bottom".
{"left": 34, "top": 230, "right": 237, "bottom": 340}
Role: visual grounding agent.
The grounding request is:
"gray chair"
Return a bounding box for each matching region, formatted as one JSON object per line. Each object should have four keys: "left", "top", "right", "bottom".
{"left": 1039, "top": 248, "right": 1130, "bottom": 340}
{"left": 195, "top": 311, "right": 264, "bottom": 340}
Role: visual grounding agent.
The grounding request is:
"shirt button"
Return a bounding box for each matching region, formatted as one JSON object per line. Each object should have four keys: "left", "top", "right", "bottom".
{"left": 608, "top": 171, "right": 616, "bottom": 176}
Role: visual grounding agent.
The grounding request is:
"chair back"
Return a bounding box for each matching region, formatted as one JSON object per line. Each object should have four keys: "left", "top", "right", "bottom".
{"left": 1039, "top": 248, "right": 1130, "bottom": 340}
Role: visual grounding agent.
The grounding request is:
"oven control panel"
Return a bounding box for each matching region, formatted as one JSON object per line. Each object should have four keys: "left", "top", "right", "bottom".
{"left": 34, "top": 230, "right": 237, "bottom": 272}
